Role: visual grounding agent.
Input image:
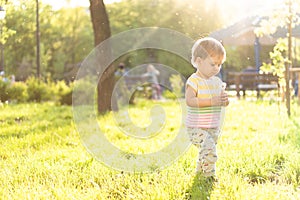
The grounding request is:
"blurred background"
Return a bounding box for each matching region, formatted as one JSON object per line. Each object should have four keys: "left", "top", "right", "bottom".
{"left": 0, "top": 0, "right": 292, "bottom": 81}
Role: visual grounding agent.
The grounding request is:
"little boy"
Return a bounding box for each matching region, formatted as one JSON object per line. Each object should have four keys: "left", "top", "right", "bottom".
{"left": 185, "top": 37, "right": 229, "bottom": 179}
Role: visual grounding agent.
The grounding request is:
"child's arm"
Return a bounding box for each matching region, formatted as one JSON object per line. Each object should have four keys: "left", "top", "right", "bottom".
{"left": 185, "top": 85, "right": 223, "bottom": 107}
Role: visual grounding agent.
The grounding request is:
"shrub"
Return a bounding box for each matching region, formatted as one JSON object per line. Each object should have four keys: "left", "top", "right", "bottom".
{"left": 162, "top": 89, "right": 177, "bottom": 100}
{"left": 72, "top": 78, "right": 95, "bottom": 105}
{"left": 0, "top": 77, "right": 10, "bottom": 102}
{"left": 60, "top": 90, "right": 73, "bottom": 105}
{"left": 169, "top": 74, "right": 184, "bottom": 98}
{"left": 26, "top": 76, "right": 50, "bottom": 102}
{"left": 7, "top": 82, "right": 28, "bottom": 102}
{"left": 54, "top": 80, "right": 73, "bottom": 105}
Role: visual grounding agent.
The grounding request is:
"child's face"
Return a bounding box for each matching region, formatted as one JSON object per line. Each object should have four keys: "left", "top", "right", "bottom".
{"left": 196, "top": 56, "right": 222, "bottom": 79}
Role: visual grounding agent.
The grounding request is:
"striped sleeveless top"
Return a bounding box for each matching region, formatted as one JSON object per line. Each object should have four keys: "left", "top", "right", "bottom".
{"left": 186, "top": 73, "right": 223, "bottom": 128}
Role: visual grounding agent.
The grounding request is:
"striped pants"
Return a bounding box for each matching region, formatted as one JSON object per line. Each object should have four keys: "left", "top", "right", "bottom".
{"left": 187, "top": 127, "right": 220, "bottom": 177}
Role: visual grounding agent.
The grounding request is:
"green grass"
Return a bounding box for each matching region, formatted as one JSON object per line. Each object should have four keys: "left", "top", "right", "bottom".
{"left": 0, "top": 100, "right": 300, "bottom": 199}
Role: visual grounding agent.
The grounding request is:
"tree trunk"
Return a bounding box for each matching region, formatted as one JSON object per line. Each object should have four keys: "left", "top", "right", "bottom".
{"left": 89, "top": 0, "right": 114, "bottom": 114}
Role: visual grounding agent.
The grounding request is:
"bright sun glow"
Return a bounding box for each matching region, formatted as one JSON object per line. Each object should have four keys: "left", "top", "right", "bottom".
{"left": 215, "top": 0, "right": 284, "bottom": 21}
{"left": 42, "top": 0, "right": 285, "bottom": 21}
{"left": 42, "top": 0, "right": 121, "bottom": 10}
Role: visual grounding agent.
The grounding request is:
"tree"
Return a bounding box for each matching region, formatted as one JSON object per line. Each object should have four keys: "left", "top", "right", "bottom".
{"left": 89, "top": 0, "right": 115, "bottom": 113}
{"left": 256, "top": 0, "right": 300, "bottom": 115}
{"left": 105, "top": 0, "right": 223, "bottom": 77}
{"left": 50, "top": 7, "right": 93, "bottom": 79}
{"left": 4, "top": 0, "right": 93, "bottom": 80}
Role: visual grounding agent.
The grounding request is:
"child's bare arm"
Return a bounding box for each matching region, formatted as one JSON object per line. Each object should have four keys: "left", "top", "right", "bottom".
{"left": 185, "top": 85, "right": 220, "bottom": 107}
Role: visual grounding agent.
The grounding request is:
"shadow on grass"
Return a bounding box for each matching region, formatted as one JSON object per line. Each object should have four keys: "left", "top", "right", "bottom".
{"left": 185, "top": 173, "right": 214, "bottom": 200}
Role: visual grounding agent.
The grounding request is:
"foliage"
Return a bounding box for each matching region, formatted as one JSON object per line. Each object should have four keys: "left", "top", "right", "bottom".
{"left": 0, "top": 76, "right": 10, "bottom": 102}
{"left": 0, "top": 101, "right": 300, "bottom": 199}
{"left": 106, "top": 0, "right": 275, "bottom": 73}
{"left": 4, "top": 0, "right": 93, "bottom": 79}
{"left": 255, "top": 0, "right": 300, "bottom": 75}
{"left": 0, "top": 0, "right": 281, "bottom": 81}
{"left": 255, "top": 0, "right": 300, "bottom": 115}
{"left": 107, "top": 0, "right": 223, "bottom": 37}
{"left": 261, "top": 38, "right": 288, "bottom": 86}
{"left": 255, "top": 0, "right": 300, "bottom": 37}
{"left": 2, "top": 0, "right": 226, "bottom": 81}
{"left": 0, "top": 74, "right": 77, "bottom": 104}
{"left": 73, "top": 77, "right": 96, "bottom": 105}
{"left": 48, "top": 7, "right": 93, "bottom": 79}
{"left": 106, "top": 0, "right": 223, "bottom": 77}
{"left": 0, "top": 0, "right": 16, "bottom": 48}
{"left": 224, "top": 45, "right": 274, "bottom": 72}
{"left": 39, "top": 78, "right": 75, "bottom": 104}
{"left": 169, "top": 74, "right": 184, "bottom": 98}
{"left": 162, "top": 89, "right": 177, "bottom": 100}
{"left": 55, "top": 80, "right": 73, "bottom": 105}
{"left": 25, "top": 76, "right": 51, "bottom": 102}
{"left": 0, "top": 75, "right": 171, "bottom": 105}
{"left": 156, "top": 50, "right": 194, "bottom": 78}
{"left": 6, "top": 81, "right": 28, "bottom": 102}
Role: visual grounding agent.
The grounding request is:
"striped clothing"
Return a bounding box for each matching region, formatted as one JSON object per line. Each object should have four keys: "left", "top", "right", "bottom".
{"left": 186, "top": 73, "right": 223, "bottom": 128}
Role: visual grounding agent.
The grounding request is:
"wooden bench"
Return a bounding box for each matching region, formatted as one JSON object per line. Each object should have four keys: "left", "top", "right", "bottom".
{"left": 226, "top": 72, "right": 280, "bottom": 98}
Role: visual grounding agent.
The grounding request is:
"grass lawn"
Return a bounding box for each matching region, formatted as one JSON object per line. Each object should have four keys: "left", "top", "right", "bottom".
{"left": 0, "top": 99, "right": 300, "bottom": 199}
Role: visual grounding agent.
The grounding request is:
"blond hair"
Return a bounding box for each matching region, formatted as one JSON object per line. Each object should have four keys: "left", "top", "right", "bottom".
{"left": 191, "top": 37, "right": 226, "bottom": 68}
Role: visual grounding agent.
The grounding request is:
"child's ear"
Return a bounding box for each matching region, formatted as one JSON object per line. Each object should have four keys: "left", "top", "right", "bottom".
{"left": 196, "top": 57, "right": 202, "bottom": 65}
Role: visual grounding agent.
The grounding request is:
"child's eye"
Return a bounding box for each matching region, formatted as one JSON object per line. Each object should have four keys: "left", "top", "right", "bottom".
{"left": 212, "top": 63, "right": 221, "bottom": 67}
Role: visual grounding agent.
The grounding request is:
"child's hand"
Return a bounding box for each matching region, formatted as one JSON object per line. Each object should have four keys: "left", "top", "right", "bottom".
{"left": 220, "top": 91, "right": 229, "bottom": 106}
{"left": 211, "top": 96, "right": 223, "bottom": 106}
{"left": 211, "top": 92, "right": 229, "bottom": 106}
